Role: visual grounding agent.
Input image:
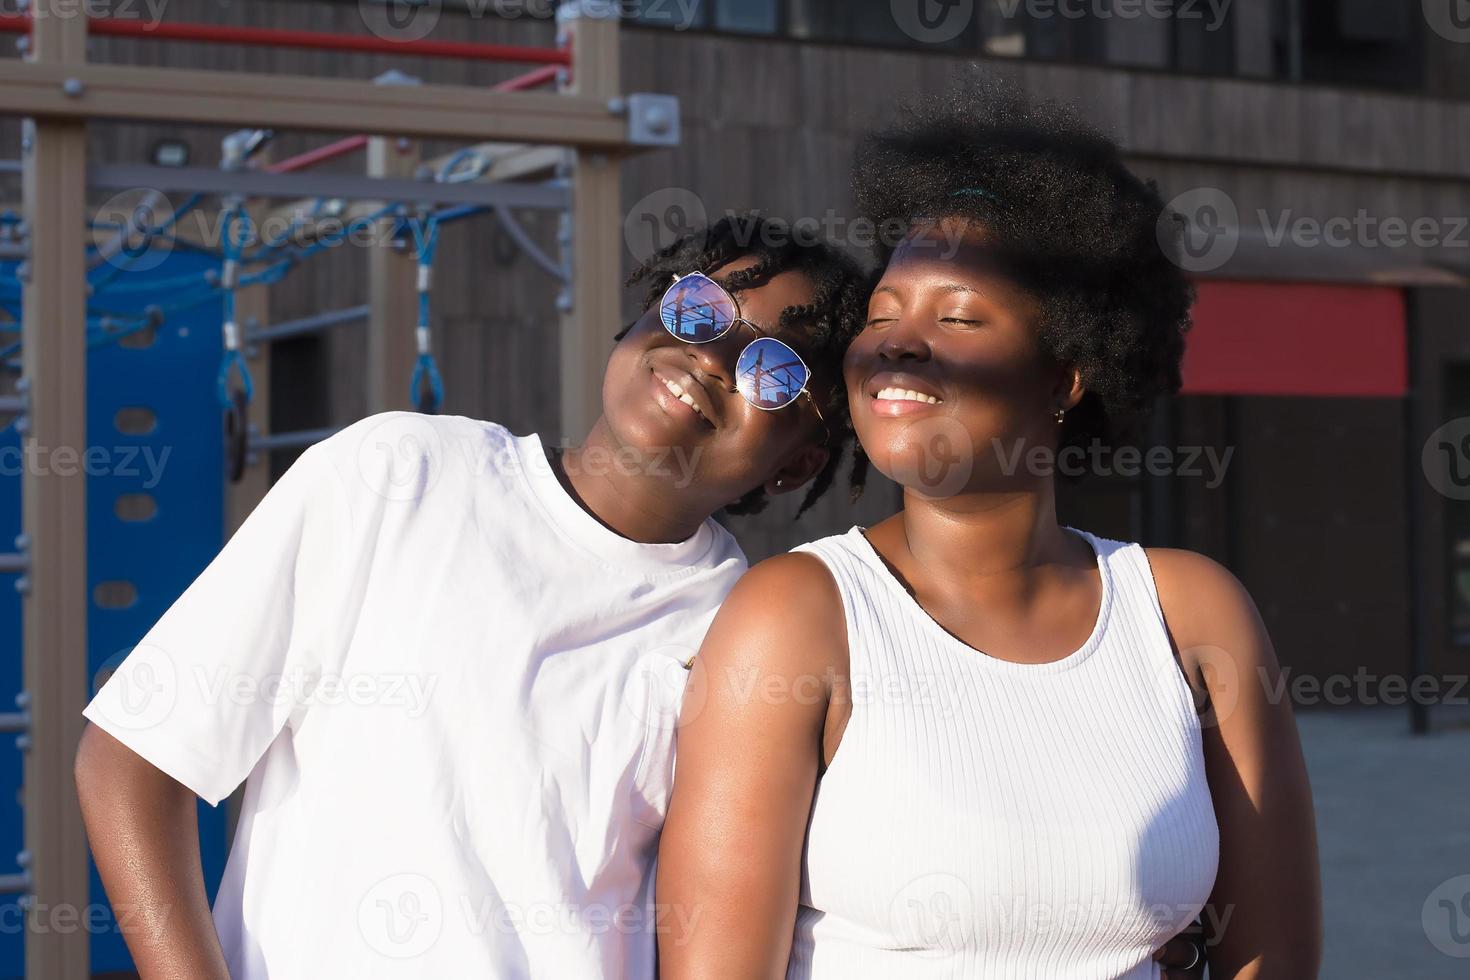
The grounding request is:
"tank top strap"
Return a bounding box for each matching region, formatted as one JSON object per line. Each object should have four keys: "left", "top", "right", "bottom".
{"left": 790, "top": 527, "right": 890, "bottom": 678}
{"left": 1073, "top": 530, "right": 1193, "bottom": 695}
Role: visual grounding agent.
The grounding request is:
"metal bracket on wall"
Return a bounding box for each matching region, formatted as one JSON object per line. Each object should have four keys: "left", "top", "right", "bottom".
{"left": 622, "top": 94, "right": 680, "bottom": 148}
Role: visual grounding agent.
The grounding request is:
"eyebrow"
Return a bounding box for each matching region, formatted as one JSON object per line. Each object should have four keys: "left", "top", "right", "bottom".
{"left": 872, "top": 283, "right": 983, "bottom": 299}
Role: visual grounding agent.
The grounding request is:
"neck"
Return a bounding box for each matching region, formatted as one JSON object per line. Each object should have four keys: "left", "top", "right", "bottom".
{"left": 554, "top": 417, "right": 714, "bottom": 545}
{"left": 895, "top": 479, "right": 1076, "bottom": 584}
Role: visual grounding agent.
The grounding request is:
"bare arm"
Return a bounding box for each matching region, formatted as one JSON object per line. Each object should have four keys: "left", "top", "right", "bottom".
{"left": 657, "top": 553, "right": 844, "bottom": 980}
{"left": 74, "top": 724, "right": 231, "bottom": 980}
{"left": 1149, "top": 548, "right": 1323, "bottom": 980}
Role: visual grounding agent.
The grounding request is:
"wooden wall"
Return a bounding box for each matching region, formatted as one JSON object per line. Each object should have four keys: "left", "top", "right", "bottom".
{"left": 0, "top": 0, "right": 1467, "bottom": 579}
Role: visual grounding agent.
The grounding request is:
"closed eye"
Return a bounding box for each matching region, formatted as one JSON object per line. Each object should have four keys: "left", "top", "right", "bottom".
{"left": 941, "top": 317, "right": 983, "bottom": 326}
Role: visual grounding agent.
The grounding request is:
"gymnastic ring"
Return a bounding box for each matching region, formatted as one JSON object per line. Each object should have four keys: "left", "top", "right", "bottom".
{"left": 224, "top": 387, "right": 250, "bottom": 484}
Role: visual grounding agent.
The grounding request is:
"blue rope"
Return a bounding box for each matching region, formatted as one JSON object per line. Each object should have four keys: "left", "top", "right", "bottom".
{"left": 216, "top": 204, "right": 255, "bottom": 410}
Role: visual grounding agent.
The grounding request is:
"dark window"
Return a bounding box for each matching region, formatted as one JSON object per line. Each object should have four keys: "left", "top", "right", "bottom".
{"left": 633, "top": 0, "right": 711, "bottom": 30}
{"left": 1279, "top": 0, "right": 1424, "bottom": 90}
{"left": 1171, "top": 0, "right": 1235, "bottom": 74}
{"left": 715, "top": 0, "right": 779, "bottom": 34}
{"left": 976, "top": 0, "right": 1106, "bottom": 65}
{"left": 789, "top": 0, "right": 980, "bottom": 50}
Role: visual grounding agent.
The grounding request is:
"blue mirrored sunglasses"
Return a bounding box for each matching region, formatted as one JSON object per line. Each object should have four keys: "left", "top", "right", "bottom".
{"left": 658, "top": 273, "right": 828, "bottom": 436}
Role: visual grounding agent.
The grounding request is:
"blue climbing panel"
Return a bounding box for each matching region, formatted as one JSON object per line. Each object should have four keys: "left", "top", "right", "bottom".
{"left": 0, "top": 248, "right": 230, "bottom": 977}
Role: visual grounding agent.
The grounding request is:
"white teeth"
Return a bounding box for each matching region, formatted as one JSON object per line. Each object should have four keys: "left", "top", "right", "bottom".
{"left": 661, "top": 376, "right": 706, "bottom": 417}
{"left": 876, "top": 386, "right": 940, "bottom": 405}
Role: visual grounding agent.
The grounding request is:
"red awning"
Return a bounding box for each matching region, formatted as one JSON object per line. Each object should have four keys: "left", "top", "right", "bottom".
{"left": 1182, "top": 280, "right": 1407, "bottom": 397}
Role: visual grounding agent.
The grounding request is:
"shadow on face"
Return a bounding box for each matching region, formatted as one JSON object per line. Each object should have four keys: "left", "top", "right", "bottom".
{"left": 843, "top": 218, "right": 1079, "bottom": 499}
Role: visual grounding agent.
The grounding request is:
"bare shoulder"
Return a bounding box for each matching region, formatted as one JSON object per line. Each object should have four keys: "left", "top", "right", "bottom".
{"left": 1144, "top": 547, "right": 1272, "bottom": 670}
{"left": 700, "top": 550, "right": 846, "bottom": 675}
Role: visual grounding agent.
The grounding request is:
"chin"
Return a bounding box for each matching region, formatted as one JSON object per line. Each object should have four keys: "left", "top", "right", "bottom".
{"left": 859, "top": 417, "right": 984, "bottom": 500}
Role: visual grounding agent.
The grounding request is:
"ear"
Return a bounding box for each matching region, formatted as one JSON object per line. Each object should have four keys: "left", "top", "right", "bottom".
{"left": 764, "top": 443, "right": 830, "bottom": 497}
{"left": 1054, "top": 365, "right": 1085, "bottom": 413}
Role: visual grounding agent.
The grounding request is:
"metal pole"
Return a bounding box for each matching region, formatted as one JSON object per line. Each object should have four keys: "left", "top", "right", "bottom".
{"left": 1403, "top": 299, "right": 1429, "bottom": 734}
{"left": 246, "top": 304, "right": 370, "bottom": 346}
{"left": 247, "top": 427, "right": 341, "bottom": 453}
{"left": 20, "top": 2, "right": 90, "bottom": 976}
{"left": 556, "top": 1, "right": 624, "bottom": 444}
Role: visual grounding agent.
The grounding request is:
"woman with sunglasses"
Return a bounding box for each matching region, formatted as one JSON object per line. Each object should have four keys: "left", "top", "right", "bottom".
{"left": 75, "top": 215, "right": 868, "bottom": 980}
{"left": 657, "top": 85, "right": 1321, "bottom": 979}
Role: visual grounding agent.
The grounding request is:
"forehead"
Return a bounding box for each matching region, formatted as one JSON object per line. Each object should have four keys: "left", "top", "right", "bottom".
{"left": 708, "top": 258, "right": 823, "bottom": 350}
{"left": 877, "top": 219, "right": 1033, "bottom": 310}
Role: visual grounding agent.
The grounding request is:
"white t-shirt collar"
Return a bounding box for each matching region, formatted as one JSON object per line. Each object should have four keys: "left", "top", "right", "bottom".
{"left": 509, "top": 430, "right": 718, "bottom": 573}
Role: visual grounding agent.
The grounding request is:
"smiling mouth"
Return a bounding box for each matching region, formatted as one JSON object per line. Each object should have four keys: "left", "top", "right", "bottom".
{"left": 874, "top": 386, "right": 942, "bottom": 405}
{"left": 652, "top": 367, "right": 717, "bottom": 426}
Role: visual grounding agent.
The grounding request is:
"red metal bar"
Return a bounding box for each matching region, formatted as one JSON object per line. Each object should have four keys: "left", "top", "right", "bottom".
{"left": 491, "top": 63, "right": 561, "bottom": 92}
{"left": 0, "top": 14, "right": 571, "bottom": 65}
{"left": 265, "top": 66, "right": 559, "bottom": 175}
{"left": 266, "top": 134, "right": 371, "bottom": 174}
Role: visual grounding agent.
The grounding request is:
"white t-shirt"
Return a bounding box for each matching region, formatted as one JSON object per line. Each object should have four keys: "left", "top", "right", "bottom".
{"left": 84, "top": 412, "right": 747, "bottom": 979}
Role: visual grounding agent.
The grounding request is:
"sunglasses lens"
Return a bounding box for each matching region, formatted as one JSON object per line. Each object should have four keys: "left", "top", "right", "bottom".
{"left": 660, "top": 275, "right": 737, "bottom": 343}
{"left": 736, "top": 337, "right": 810, "bottom": 410}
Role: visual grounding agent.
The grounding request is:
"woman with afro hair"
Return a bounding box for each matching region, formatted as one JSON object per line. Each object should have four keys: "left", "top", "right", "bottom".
{"left": 657, "top": 78, "right": 1321, "bottom": 980}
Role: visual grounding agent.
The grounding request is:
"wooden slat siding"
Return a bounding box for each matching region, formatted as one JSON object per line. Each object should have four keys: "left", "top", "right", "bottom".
{"left": 0, "top": 0, "right": 1466, "bottom": 562}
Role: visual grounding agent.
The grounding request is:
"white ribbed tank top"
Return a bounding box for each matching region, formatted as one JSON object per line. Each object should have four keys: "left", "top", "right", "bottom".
{"left": 786, "top": 527, "right": 1219, "bottom": 980}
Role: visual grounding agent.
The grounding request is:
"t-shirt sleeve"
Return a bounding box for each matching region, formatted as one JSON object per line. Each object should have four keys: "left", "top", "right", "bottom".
{"left": 83, "top": 441, "right": 356, "bottom": 806}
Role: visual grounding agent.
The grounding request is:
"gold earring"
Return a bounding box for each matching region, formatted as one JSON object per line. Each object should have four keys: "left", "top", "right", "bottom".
{"left": 1054, "top": 408, "right": 1066, "bottom": 424}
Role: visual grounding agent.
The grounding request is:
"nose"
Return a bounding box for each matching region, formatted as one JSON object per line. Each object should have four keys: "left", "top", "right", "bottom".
{"left": 875, "top": 319, "right": 931, "bottom": 363}
{"left": 682, "top": 332, "right": 739, "bottom": 388}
